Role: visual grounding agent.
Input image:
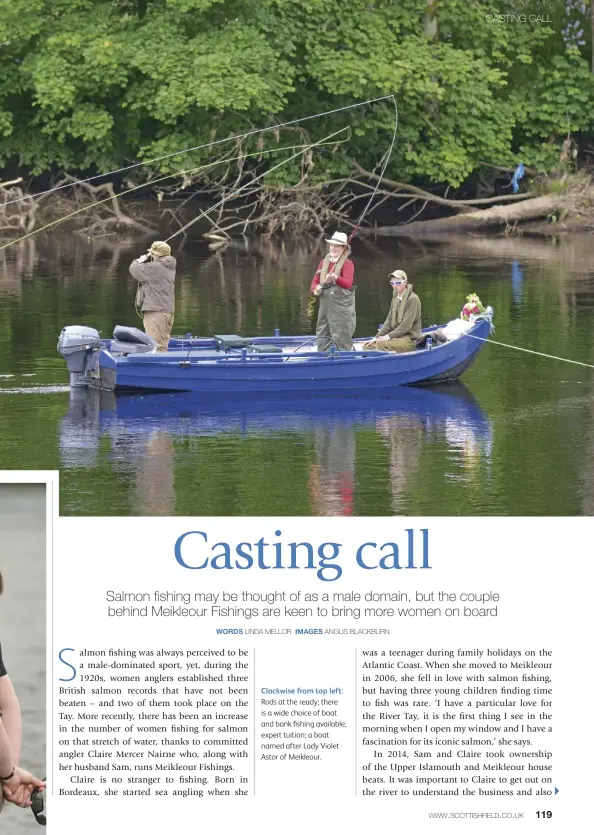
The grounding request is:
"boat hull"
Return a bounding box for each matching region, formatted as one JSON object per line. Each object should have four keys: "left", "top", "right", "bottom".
{"left": 92, "top": 318, "right": 491, "bottom": 394}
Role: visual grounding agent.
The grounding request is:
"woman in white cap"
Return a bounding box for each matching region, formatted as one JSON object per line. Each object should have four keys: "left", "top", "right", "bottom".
{"left": 129, "top": 241, "right": 177, "bottom": 352}
{"left": 310, "top": 231, "right": 356, "bottom": 351}
{"left": 364, "top": 270, "right": 422, "bottom": 353}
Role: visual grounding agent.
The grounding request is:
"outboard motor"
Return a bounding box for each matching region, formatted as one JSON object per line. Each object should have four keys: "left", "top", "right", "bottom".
{"left": 57, "top": 325, "right": 101, "bottom": 387}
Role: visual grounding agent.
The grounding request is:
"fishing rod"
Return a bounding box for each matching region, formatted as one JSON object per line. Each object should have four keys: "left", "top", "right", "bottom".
{"left": 0, "top": 132, "right": 351, "bottom": 252}
{"left": 159, "top": 93, "right": 398, "bottom": 248}
{"left": 3, "top": 95, "right": 396, "bottom": 208}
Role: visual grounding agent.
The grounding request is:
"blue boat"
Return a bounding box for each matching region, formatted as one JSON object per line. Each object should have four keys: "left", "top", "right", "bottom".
{"left": 57, "top": 312, "right": 493, "bottom": 395}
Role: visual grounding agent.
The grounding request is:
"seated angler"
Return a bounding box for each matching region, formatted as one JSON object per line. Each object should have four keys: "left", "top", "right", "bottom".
{"left": 364, "top": 270, "right": 421, "bottom": 353}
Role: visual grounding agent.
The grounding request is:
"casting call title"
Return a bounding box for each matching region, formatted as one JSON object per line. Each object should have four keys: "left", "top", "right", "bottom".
{"left": 174, "top": 529, "right": 430, "bottom": 582}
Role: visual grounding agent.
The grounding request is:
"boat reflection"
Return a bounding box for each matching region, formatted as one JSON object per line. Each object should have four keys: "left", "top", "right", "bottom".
{"left": 59, "top": 386, "right": 493, "bottom": 515}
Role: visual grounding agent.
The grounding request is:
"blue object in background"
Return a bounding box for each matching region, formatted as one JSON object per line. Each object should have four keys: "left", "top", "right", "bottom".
{"left": 511, "top": 259, "right": 524, "bottom": 303}
{"left": 511, "top": 163, "right": 525, "bottom": 193}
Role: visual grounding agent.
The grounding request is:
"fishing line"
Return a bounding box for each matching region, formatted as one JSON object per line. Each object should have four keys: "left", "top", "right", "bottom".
{"left": 3, "top": 95, "right": 396, "bottom": 207}
{"left": 465, "top": 333, "right": 594, "bottom": 370}
{"left": 163, "top": 126, "right": 351, "bottom": 243}
{"left": 348, "top": 94, "right": 398, "bottom": 242}
{"left": 0, "top": 134, "right": 349, "bottom": 252}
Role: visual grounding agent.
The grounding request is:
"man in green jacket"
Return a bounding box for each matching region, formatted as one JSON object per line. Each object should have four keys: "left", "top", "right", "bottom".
{"left": 364, "top": 270, "right": 421, "bottom": 353}
{"left": 129, "top": 241, "right": 176, "bottom": 352}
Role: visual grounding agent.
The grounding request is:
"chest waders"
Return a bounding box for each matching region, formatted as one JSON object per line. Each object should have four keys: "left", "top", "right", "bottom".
{"left": 316, "top": 284, "right": 356, "bottom": 352}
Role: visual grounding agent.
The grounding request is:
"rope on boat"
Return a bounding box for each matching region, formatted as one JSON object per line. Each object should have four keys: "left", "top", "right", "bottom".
{"left": 0, "top": 136, "right": 349, "bottom": 252}
{"left": 4, "top": 95, "right": 397, "bottom": 208}
{"left": 163, "top": 126, "right": 351, "bottom": 243}
{"left": 465, "top": 333, "right": 594, "bottom": 370}
{"left": 348, "top": 94, "right": 398, "bottom": 242}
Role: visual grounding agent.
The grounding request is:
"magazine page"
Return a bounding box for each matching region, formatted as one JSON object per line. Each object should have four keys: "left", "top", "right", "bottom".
{"left": 2, "top": 2, "right": 594, "bottom": 834}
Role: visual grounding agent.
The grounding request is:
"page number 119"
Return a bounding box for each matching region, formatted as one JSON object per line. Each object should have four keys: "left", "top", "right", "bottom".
{"left": 536, "top": 812, "right": 553, "bottom": 819}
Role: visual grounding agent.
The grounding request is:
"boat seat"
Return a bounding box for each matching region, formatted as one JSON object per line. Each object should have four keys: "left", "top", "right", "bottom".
{"left": 113, "top": 325, "right": 156, "bottom": 348}
{"left": 109, "top": 339, "right": 155, "bottom": 355}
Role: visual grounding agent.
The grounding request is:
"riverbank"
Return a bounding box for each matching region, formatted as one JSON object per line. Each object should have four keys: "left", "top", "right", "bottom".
{"left": 2, "top": 172, "right": 594, "bottom": 243}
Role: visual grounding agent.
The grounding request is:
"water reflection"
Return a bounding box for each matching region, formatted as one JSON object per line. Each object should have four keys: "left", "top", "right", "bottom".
{"left": 133, "top": 432, "right": 175, "bottom": 516}
{"left": 309, "top": 426, "right": 356, "bottom": 517}
{"left": 59, "top": 386, "right": 492, "bottom": 516}
{"left": 511, "top": 259, "right": 523, "bottom": 304}
{"left": 0, "top": 239, "right": 38, "bottom": 295}
{"left": 59, "top": 388, "right": 102, "bottom": 468}
{"left": 376, "top": 416, "right": 423, "bottom": 514}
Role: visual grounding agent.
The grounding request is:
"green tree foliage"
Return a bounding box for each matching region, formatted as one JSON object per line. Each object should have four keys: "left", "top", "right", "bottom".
{"left": 0, "top": 0, "right": 593, "bottom": 187}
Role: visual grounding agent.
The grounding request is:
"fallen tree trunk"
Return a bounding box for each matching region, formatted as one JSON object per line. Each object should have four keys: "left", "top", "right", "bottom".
{"left": 367, "top": 195, "right": 573, "bottom": 236}
{"left": 351, "top": 161, "right": 537, "bottom": 211}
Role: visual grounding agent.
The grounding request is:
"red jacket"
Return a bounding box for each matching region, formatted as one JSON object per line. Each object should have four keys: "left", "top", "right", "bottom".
{"left": 310, "top": 258, "right": 354, "bottom": 292}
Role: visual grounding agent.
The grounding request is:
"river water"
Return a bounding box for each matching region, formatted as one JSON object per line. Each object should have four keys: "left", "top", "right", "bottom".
{"left": 0, "top": 232, "right": 593, "bottom": 516}
{"left": 0, "top": 484, "right": 46, "bottom": 833}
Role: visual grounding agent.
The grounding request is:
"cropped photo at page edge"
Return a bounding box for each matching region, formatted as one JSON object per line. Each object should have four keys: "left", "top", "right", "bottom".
{"left": 0, "top": 476, "right": 50, "bottom": 834}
